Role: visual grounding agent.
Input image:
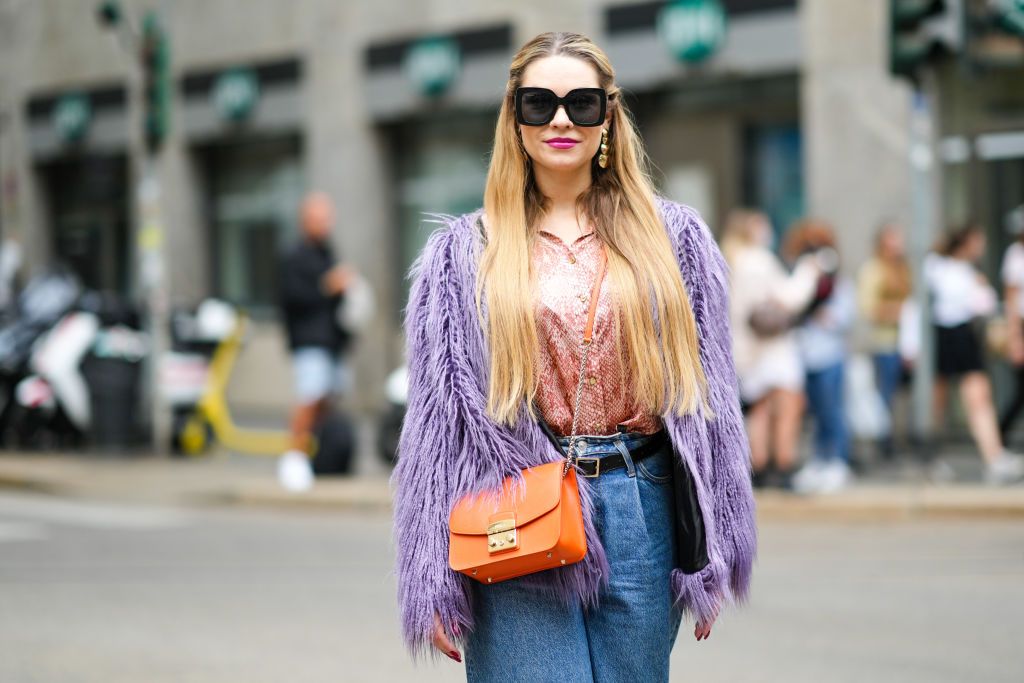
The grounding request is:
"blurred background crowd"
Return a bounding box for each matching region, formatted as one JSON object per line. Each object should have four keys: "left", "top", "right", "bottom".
{"left": 0, "top": 0, "right": 1023, "bottom": 492}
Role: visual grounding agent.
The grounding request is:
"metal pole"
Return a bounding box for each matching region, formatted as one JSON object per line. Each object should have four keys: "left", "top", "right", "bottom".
{"left": 137, "top": 155, "right": 170, "bottom": 452}
{"left": 908, "top": 69, "right": 943, "bottom": 451}
{"left": 115, "top": 6, "right": 170, "bottom": 454}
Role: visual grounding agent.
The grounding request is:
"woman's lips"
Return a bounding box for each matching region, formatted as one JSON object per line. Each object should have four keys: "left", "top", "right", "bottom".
{"left": 545, "top": 139, "right": 579, "bottom": 150}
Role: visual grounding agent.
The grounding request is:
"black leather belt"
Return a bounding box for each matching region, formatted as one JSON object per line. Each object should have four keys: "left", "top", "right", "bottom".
{"left": 535, "top": 410, "right": 671, "bottom": 478}
{"left": 571, "top": 430, "right": 669, "bottom": 477}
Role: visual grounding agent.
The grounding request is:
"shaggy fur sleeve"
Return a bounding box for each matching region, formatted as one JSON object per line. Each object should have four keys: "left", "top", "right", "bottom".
{"left": 660, "top": 199, "right": 758, "bottom": 627}
{"left": 390, "top": 226, "right": 474, "bottom": 659}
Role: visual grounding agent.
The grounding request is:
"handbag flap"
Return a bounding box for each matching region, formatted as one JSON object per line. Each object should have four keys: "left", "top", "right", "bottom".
{"left": 448, "top": 461, "right": 564, "bottom": 535}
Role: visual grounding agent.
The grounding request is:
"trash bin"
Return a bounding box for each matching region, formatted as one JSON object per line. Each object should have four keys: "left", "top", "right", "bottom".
{"left": 81, "top": 326, "right": 147, "bottom": 449}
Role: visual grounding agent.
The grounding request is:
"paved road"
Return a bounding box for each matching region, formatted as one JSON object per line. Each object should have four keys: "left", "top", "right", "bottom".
{"left": 0, "top": 490, "right": 1022, "bottom": 682}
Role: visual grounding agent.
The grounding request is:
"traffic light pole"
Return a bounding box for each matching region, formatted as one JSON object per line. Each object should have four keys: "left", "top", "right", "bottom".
{"left": 102, "top": 3, "right": 171, "bottom": 453}
{"left": 907, "top": 69, "right": 942, "bottom": 448}
{"left": 136, "top": 152, "right": 170, "bottom": 454}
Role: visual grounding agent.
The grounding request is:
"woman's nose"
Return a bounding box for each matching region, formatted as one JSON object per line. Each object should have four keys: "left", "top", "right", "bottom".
{"left": 550, "top": 104, "right": 573, "bottom": 128}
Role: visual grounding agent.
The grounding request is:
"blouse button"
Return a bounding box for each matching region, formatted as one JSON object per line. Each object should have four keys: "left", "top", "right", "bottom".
{"left": 567, "top": 254, "right": 576, "bottom": 264}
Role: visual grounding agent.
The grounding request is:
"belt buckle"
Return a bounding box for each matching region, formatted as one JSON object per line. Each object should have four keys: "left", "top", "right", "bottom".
{"left": 576, "top": 456, "right": 601, "bottom": 478}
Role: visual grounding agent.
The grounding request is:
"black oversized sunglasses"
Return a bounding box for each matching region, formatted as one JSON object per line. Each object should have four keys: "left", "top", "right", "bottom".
{"left": 514, "top": 87, "right": 608, "bottom": 127}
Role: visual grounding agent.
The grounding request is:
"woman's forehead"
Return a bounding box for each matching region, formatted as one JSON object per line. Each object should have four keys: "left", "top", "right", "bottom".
{"left": 520, "top": 55, "right": 600, "bottom": 93}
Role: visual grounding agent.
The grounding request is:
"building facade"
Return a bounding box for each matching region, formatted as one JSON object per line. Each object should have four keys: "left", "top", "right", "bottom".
{"left": 1, "top": 0, "right": 1021, "bottom": 421}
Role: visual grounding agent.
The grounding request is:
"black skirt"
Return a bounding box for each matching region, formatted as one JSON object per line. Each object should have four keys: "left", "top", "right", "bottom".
{"left": 935, "top": 322, "right": 985, "bottom": 377}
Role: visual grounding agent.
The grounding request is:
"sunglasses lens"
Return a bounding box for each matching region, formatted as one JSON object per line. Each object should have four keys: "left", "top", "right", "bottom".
{"left": 566, "top": 91, "right": 603, "bottom": 125}
{"left": 520, "top": 90, "right": 556, "bottom": 124}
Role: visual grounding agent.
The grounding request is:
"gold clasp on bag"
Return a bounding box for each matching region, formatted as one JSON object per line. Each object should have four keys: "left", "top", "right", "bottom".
{"left": 486, "top": 518, "right": 519, "bottom": 554}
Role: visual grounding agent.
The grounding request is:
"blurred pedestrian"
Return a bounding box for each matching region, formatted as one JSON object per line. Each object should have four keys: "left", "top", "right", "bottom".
{"left": 276, "top": 191, "right": 357, "bottom": 491}
{"left": 721, "top": 209, "right": 821, "bottom": 489}
{"left": 785, "top": 220, "right": 856, "bottom": 494}
{"left": 925, "top": 224, "right": 1024, "bottom": 484}
{"left": 857, "top": 222, "right": 913, "bottom": 458}
{"left": 999, "top": 221, "right": 1024, "bottom": 447}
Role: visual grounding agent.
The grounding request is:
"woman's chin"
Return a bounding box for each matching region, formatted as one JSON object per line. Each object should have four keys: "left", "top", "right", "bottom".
{"left": 533, "top": 154, "right": 592, "bottom": 175}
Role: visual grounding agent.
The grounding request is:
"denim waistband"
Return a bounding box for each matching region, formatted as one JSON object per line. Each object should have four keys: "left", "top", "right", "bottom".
{"left": 555, "top": 429, "right": 665, "bottom": 457}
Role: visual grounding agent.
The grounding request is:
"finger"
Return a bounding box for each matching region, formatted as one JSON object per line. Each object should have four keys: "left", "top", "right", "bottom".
{"left": 432, "top": 627, "right": 456, "bottom": 653}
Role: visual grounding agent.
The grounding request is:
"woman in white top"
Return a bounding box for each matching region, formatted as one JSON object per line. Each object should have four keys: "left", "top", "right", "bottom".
{"left": 924, "top": 225, "right": 1024, "bottom": 484}
{"left": 999, "top": 229, "right": 1024, "bottom": 444}
{"left": 721, "top": 210, "right": 820, "bottom": 488}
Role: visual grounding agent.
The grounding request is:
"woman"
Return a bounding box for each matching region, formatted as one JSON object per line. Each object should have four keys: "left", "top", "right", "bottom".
{"left": 785, "top": 220, "right": 856, "bottom": 494}
{"left": 925, "top": 224, "right": 1024, "bottom": 484}
{"left": 720, "top": 210, "right": 820, "bottom": 489}
{"left": 856, "top": 223, "right": 912, "bottom": 458}
{"left": 392, "top": 32, "right": 757, "bottom": 680}
{"left": 999, "top": 226, "right": 1024, "bottom": 446}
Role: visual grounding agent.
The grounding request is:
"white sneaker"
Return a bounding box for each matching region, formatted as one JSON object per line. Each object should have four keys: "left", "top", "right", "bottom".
{"left": 985, "top": 452, "right": 1024, "bottom": 486}
{"left": 816, "top": 460, "right": 853, "bottom": 494}
{"left": 927, "top": 458, "right": 957, "bottom": 484}
{"left": 792, "top": 459, "right": 828, "bottom": 495}
{"left": 277, "top": 450, "right": 315, "bottom": 492}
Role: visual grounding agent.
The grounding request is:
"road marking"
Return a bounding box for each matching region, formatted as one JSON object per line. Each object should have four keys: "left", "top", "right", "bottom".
{"left": 0, "top": 520, "right": 47, "bottom": 542}
{"left": 0, "top": 493, "right": 191, "bottom": 530}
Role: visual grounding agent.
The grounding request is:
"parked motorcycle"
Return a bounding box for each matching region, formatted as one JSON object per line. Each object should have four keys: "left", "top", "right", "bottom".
{"left": 0, "top": 268, "right": 82, "bottom": 447}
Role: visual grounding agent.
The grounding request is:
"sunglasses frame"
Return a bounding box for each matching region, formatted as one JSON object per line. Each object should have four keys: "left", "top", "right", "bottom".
{"left": 514, "top": 87, "right": 609, "bottom": 127}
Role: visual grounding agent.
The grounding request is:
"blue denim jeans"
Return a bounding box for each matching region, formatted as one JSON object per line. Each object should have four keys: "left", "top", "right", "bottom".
{"left": 464, "top": 430, "right": 682, "bottom": 683}
{"left": 805, "top": 362, "right": 850, "bottom": 463}
{"left": 872, "top": 351, "right": 903, "bottom": 412}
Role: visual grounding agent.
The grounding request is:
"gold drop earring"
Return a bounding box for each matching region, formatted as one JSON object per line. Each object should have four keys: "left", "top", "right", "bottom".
{"left": 598, "top": 129, "right": 609, "bottom": 169}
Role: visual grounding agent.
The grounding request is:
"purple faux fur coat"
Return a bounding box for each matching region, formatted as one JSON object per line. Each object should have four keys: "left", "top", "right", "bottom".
{"left": 391, "top": 197, "right": 757, "bottom": 658}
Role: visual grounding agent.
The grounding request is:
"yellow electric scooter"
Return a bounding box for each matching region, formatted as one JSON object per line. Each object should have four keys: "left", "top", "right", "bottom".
{"left": 171, "top": 307, "right": 355, "bottom": 474}
{"left": 175, "top": 314, "right": 292, "bottom": 456}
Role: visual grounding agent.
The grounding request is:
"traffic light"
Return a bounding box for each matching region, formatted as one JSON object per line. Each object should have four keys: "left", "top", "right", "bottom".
{"left": 140, "top": 11, "right": 170, "bottom": 152}
{"left": 963, "top": 0, "right": 1024, "bottom": 68}
{"left": 889, "top": 0, "right": 964, "bottom": 81}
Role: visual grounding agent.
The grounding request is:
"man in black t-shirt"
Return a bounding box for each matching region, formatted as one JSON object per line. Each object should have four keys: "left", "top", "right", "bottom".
{"left": 277, "top": 192, "right": 354, "bottom": 490}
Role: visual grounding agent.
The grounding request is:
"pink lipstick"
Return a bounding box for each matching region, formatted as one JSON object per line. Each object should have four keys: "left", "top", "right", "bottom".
{"left": 545, "top": 138, "right": 579, "bottom": 149}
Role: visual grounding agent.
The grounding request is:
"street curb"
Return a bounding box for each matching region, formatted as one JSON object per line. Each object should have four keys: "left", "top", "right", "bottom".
{"left": 194, "top": 481, "right": 393, "bottom": 511}
{"left": 3, "top": 462, "right": 1024, "bottom": 520}
{"left": 0, "top": 472, "right": 64, "bottom": 496}
{"left": 201, "top": 483, "right": 1024, "bottom": 521}
{"left": 753, "top": 487, "right": 1024, "bottom": 521}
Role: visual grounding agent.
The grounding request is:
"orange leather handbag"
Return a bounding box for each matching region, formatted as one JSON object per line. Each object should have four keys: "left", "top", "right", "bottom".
{"left": 448, "top": 244, "right": 608, "bottom": 585}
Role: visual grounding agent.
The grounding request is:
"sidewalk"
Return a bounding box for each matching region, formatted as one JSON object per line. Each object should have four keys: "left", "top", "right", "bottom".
{"left": 1, "top": 448, "right": 1023, "bottom": 520}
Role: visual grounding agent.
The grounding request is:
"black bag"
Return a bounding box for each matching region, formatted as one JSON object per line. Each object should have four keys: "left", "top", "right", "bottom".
{"left": 312, "top": 411, "right": 355, "bottom": 475}
{"left": 671, "top": 452, "right": 710, "bottom": 573}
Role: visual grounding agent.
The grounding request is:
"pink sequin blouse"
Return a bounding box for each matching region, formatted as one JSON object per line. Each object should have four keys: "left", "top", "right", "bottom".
{"left": 532, "top": 229, "right": 664, "bottom": 437}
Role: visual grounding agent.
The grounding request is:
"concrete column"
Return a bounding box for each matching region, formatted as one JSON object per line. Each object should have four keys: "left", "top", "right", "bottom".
{"left": 802, "top": 0, "right": 914, "bottom": 271}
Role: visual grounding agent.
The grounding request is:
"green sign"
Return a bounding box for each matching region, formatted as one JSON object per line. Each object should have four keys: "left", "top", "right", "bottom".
{"left": 997, "top": 0, "right": 1024, "bottom": 37}
{"left": 404, "top": 37, "right": 461, "bottom": 97}
{"left": 213, "top": 68, "right": 260, "bottom": 122}
{"left": 53, "top": 93, "right": 91, "bottom": 143}
{"left": 658, "top": 0, "right": 727, "bottom": 63}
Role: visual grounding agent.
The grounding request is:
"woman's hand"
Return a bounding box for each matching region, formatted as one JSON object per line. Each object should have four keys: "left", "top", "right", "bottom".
{"left": 1009, "top": 331, "right": 1024, "bottom": 367}
{"left": 431, "top": 612, "right": 462, "bottom": 663}
{"left": 694, "top": 614, "right": 716, "bottom": 641}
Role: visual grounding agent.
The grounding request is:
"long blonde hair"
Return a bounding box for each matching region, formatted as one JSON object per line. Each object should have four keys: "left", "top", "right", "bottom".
{"left": 477, "top": 31, "right": 708, "bottom": 427}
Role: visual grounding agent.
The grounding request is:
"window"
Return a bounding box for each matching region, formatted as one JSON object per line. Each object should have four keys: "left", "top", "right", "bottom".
{"left": 389, "top": 114, "right": 492, "bottom": 317}
{"left": 202, "top": 136, "right": 304, "bottom": 311}
{"left": 44, "top": 153, "right": 130, "bottom": 294}
{"left": 743, "top": 123, "right": 804, "bottom": 241}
